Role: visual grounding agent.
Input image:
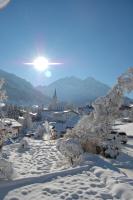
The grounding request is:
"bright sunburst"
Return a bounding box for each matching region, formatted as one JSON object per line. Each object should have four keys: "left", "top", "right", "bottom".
{"left": 33, "top": 56, "right": 49, "bottom": 71}
{"left": 25, "top": 56, "right": 62, "bottom": 72}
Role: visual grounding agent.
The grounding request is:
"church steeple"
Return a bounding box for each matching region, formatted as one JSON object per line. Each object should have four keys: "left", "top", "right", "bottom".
{"left": 48, "top": 89, "right": 58, "bottom": 110}
{"left": 53, "top": 89, "right": 57, "bottom": 100}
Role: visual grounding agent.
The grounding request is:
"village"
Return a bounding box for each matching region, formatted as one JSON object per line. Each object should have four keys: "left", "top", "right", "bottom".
{"left": 0, "top": 89, "right": 95, "bottom": 145}
{"left": 0, "top": 86, "right": 132, "bottom": 148}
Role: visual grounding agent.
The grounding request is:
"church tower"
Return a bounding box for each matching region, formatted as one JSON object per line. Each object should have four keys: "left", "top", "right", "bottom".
{"left": 53, "top": 89, "right": 57, "bottom": 103}
{"left": 48, "top": 89, "right": 58, "bottom": 110}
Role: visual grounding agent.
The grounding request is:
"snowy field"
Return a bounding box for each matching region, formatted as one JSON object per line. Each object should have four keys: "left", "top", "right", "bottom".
{"left": 0, "top": 134, "right": 133, "bottom": 200}
{"left": 115, "top": 121, "right": 133, "bottom": 137}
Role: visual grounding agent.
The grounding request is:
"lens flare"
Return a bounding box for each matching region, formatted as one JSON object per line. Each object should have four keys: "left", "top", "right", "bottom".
{"left": 33, "top": 56, "right": 49, "bottom": 71}
{"left": 45, "top": 70, "right": 52, "bottom": 77}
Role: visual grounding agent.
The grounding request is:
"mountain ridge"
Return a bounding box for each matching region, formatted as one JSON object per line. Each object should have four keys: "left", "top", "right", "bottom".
{"left": 0, "top": 69, "right": 50, "bottom": 105}
{"left": 0, "top": 69, "right": 131, "bottom": 106}
{"left": 36, "top": 76, "right": 111, "bottom": 105}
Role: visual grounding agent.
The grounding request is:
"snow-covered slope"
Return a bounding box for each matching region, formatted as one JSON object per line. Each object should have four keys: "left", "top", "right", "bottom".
{"left": 2, "top": 166, "right": 133, "bottom": 200}
{"left": 0, "top": 137, "right": 133, "bottom": 200}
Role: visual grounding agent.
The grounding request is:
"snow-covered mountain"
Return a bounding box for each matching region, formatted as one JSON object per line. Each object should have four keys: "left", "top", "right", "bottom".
{"left": 37, "top": 76, "right": 110, "bottom": 105}
{"left": 1, "top": 69, "right": 131, "bottom": 107}
{"left": 0, "top": 69, "right": 50, "bottom": 105}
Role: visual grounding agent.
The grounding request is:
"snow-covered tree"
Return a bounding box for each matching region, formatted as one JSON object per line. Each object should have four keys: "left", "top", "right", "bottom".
{"left": 35, "top": 107, "right": 42, "bottom": 121}
{"left": 18, "top": 138, "right": 30, "bottom": 151}
{"left": 0, "top": 158, "right": 13, "bottom": 180}
{"left": 43, "top": 121, "right": 51, "bottom": 140}
{"left": 5, "top": 104, "right": 20, "bottom": 120}
{"left": 22, "top": 112, "right": 33, "bottom": 134}
{"left": 58, "top": 68, "right": 133, "bottom": 159}
{"left": 0, "top": 79, "right": 7, "bottom": 101}
{"left": 0, "top": 79, "right": 7, "bottom": 149}
{"left": 56, "top": 138, "right": 83, "bottom": 164}
{"left": 0, "top": 79, "right": 14, "bottom": 180}
{"left": 34, "top": 124, "right": 45, "bottom": 139}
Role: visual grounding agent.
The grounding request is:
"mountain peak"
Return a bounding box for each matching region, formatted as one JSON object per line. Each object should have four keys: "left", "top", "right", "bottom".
{"left": 37, "top": 76, "right": 110, "bottom": 106}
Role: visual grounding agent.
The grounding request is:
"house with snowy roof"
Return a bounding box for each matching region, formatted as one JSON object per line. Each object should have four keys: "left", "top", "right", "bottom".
{"left": 0, "top": 118, "right": 22, "bottom": 139}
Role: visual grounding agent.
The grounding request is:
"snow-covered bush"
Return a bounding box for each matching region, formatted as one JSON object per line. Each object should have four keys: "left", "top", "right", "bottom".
{"left": 18, "top": 138, "right": 30, "bottom": 151}
{"left": 0, "top": 158, "right": 13, "bottom": 180}
{"left": 65, "top": 124, "right": 102, "bottom": 154}
{"left": 99, "top": 138, "right": 120, "bottom": 158}
{"left": 34, "top": 125, "right": 45, "bottom": 139}
{"left": 56, "top": 138, "right": 83, "bottom": 164}
{"left": 81, "top": 138, "right": 102, "bottom": 154}
{"left": 22, "top": 112, "right": 33, "bottom": 134}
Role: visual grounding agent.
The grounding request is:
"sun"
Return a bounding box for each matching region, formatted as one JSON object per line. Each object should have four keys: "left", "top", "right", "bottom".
{"left": 24, "top": 55, "right": 62, "bottom": 72}
{"left": 33, "top": 56, "right": 49, "bottom": 71}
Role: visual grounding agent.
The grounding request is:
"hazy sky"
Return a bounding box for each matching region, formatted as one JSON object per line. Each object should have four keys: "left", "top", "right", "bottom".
{"left": 0, "top": 0, "right": 133, "bottom": 86}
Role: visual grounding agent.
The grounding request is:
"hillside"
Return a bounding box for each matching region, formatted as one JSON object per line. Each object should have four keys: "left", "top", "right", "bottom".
{"left": 0, "top": 69, "right": 50, "bottom": 106}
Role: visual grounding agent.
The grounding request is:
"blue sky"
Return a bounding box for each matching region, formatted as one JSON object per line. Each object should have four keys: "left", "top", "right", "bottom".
{"left": 0, "top": 0, "right": 133, "bottom": 86}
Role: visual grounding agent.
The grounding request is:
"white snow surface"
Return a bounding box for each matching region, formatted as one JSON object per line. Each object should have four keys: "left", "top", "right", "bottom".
{"left": 112, "top": 121, "right": 133, "bottom": 178}
{"left": 115, "top": 121, "right": 133, "bottom": 137}
{"left": 1, "top": 138, "right": 67, "bottom": 179}
{"left": 0, "top": 137, "right": 133, "bottom": 200}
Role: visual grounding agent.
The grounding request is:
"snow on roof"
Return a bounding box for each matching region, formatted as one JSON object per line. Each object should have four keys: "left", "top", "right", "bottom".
{"left": 11, "top": 121, "right": 22, "bottom": 128}
{"left": 29, "top": 112, "right": 37, "bottom": 116}
{"left": 0, "top": 118, "right": 22, "bottom": 128}
{"left": 43, "top": 108, "right": 49, "bottom": 111}
{"left": 49, "top": 122, "right": 56, "bottom": 125}
{"left": 63, "top": 110, "right": 71, "bottom": 113}
{"left": 54, "top": 110, "right": 79, "bottom": 115}
{"left": 32, "top": 105, "right": 39, "bottom": 108}
{"left": 18, "top": 116, "right": 24, "bottom": 119}
{"left": 0, "top": 102, "right": 5, "bottom": 107}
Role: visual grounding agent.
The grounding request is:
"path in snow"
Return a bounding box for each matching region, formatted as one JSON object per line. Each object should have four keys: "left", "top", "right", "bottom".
{"left": 2, "top": 138, "right": 68, "bottom": 179}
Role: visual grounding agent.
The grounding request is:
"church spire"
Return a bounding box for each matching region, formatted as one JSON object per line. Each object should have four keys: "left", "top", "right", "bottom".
{"left": 48, "top": 89, "right": 58, "bottom": 111}
{"left": 53, "top": 89, "right": 57, "bottom": 99}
